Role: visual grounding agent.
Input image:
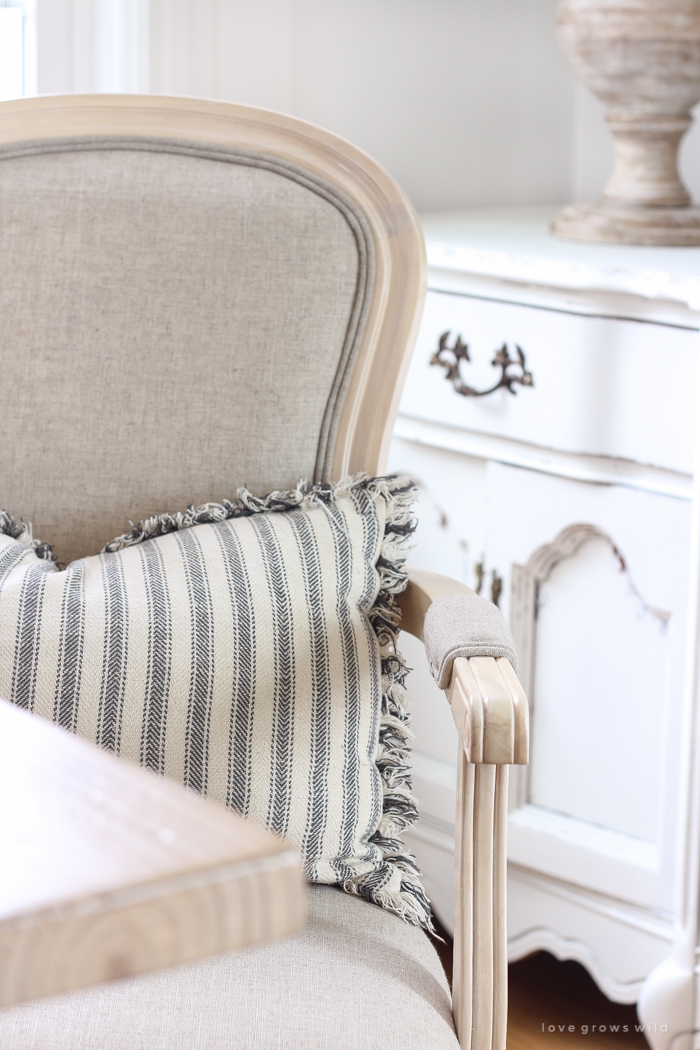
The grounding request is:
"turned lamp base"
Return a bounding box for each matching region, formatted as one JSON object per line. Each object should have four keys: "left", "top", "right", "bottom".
{"left": 552, "top": 202, "right": 700, "bottom": 247}
{"left": 554, "top": 0, "right": 700, "bottom": 249}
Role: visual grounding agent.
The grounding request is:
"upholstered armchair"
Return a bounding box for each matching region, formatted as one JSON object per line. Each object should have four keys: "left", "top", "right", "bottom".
{"left": 0, "top": 95, "right": 528, "bottom": 1050}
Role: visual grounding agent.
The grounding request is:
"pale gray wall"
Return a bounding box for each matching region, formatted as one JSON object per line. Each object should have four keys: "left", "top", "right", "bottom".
{"left": 37, "top": 0, "right": 573, "bottom": 211}
{"left": 35, "top": 0, "right": 700, "bottom": 212}
{"left": 149, "top": 0, "right": 576, "bottom": 212}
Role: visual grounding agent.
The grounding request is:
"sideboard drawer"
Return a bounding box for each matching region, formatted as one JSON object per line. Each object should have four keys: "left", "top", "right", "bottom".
{"left": 399, "top": 290, "right": 698, "bottom": 474}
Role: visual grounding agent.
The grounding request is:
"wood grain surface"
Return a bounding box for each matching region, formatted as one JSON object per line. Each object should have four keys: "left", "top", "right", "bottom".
{"left": 0, "top": 699, "right": 306, "bottom": 1008}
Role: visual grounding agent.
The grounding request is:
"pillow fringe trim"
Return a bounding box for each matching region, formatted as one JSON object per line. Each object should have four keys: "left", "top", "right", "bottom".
{"left": 0, "top": 511, "right": 57, "bottom": 565}
{"left": 1, "top": 474, "right": 433, "bottom": 931}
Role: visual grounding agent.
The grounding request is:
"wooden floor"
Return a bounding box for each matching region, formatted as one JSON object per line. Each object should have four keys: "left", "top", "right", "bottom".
{"left": 430, "top": 927, "right": 648, "bottom": 1050}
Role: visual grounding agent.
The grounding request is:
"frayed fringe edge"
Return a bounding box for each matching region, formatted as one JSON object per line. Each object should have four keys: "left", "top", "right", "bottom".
{"left": 1, "top": 474, "right": 433, "bottom": 931}
{"left": 0, "top": 511, "right": 57, "bottom": 564}
{"left": 105, "top": 471, "right": 433, "bottom": 930}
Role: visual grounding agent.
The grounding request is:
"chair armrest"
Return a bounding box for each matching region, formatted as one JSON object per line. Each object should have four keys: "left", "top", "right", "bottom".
{"left": 397, "top": 567, "right": 528, "bottom": 765}
{"left": 397, "top": 567, "right": 529, "bottom": 1049}
{"left": 396, "top": 566, "right": 476, "bottom": 642}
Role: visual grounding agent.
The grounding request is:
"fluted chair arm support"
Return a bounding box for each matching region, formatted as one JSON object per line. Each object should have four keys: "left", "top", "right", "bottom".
{"left": 397, "top": 567, "right": 530, "bottom": 1050}
{"left": 449, "top": 657, "right": 529, "bottom": 766}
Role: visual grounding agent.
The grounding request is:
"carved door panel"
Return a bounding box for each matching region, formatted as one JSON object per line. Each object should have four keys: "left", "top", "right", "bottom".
{"left": 387, "top": 436, "right": 691, "bottom": 967}
{"left": 484, "top": 462, "right": 690, "bottom": 919}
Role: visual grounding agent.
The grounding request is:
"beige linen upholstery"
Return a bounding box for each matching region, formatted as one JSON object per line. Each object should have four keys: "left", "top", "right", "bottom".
{"left": 423, "top": 594, "right": 518, "bottom": 689}
{"left": 0, "top": 97, "right": 529, "bottom": 1048}
{"left": 0, "top": 887, "right": 459, "bottom": 1050}
{"left": 0, "top": 141, "right": 372, "bottom": 566}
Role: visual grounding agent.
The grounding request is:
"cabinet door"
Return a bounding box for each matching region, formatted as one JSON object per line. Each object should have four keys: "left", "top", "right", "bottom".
{"left": 388, "top": 437, "right": 690, "bottom": 941}
{"left": 486, "top": 462, "right": 689, "bottom": 914}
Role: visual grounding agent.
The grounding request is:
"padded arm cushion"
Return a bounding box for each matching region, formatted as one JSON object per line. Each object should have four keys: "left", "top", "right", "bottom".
{"left": 423, "top": 594, "right": 518, "bottom": 689}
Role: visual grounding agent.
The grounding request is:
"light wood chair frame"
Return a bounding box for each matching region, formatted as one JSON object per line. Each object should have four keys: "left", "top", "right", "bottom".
{"left": 398, "top": 570, "right": 529, "bottom": 1050}
{"left": 0, "top": 95, "right": 529, "bottom": 1048}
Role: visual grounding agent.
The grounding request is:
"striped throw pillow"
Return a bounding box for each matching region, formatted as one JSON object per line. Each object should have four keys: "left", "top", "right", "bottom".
{"left": 0, "top": 474, "right": 430, "bottom": 928}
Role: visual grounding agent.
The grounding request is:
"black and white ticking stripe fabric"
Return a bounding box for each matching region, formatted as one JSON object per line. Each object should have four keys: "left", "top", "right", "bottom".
{"left": 0, "top": 475, "right": 430, "bottom": 928}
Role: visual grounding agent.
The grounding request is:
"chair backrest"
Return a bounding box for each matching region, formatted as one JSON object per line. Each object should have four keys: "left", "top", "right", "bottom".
{"left": 0, "top": 95, "right": 425, "bottom": 566}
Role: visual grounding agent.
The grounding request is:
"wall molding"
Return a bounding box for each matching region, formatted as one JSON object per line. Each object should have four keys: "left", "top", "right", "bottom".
{"left": 37, "top": 0, "right": 149, "bottom": 94}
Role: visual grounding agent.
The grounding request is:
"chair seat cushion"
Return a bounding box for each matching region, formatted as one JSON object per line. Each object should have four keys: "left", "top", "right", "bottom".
{"left": 0, "top": 887, "right": 459, "bottom": 1050}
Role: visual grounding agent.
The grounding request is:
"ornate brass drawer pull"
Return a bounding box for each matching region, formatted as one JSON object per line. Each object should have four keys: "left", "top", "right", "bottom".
{"left": 430, "top": 330, "right": 534, "bottom": 398}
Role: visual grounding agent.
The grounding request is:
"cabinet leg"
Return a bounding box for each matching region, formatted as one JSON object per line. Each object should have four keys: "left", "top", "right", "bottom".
{"left": 637, "top": 957, "right": 695, "bottom": 1050}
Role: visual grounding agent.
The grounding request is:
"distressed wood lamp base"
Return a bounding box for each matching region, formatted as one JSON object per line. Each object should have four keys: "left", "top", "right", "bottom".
{"left": 554, "top": 0, "right": 700, "bottom": 249}
{"left": 552, "top": 201, "right": 700, "bottom": 247}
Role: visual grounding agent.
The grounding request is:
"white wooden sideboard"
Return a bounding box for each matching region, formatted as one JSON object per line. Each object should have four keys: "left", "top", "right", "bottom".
{"left": 388, "top": 207, "right": 700, "bottom": 1050}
